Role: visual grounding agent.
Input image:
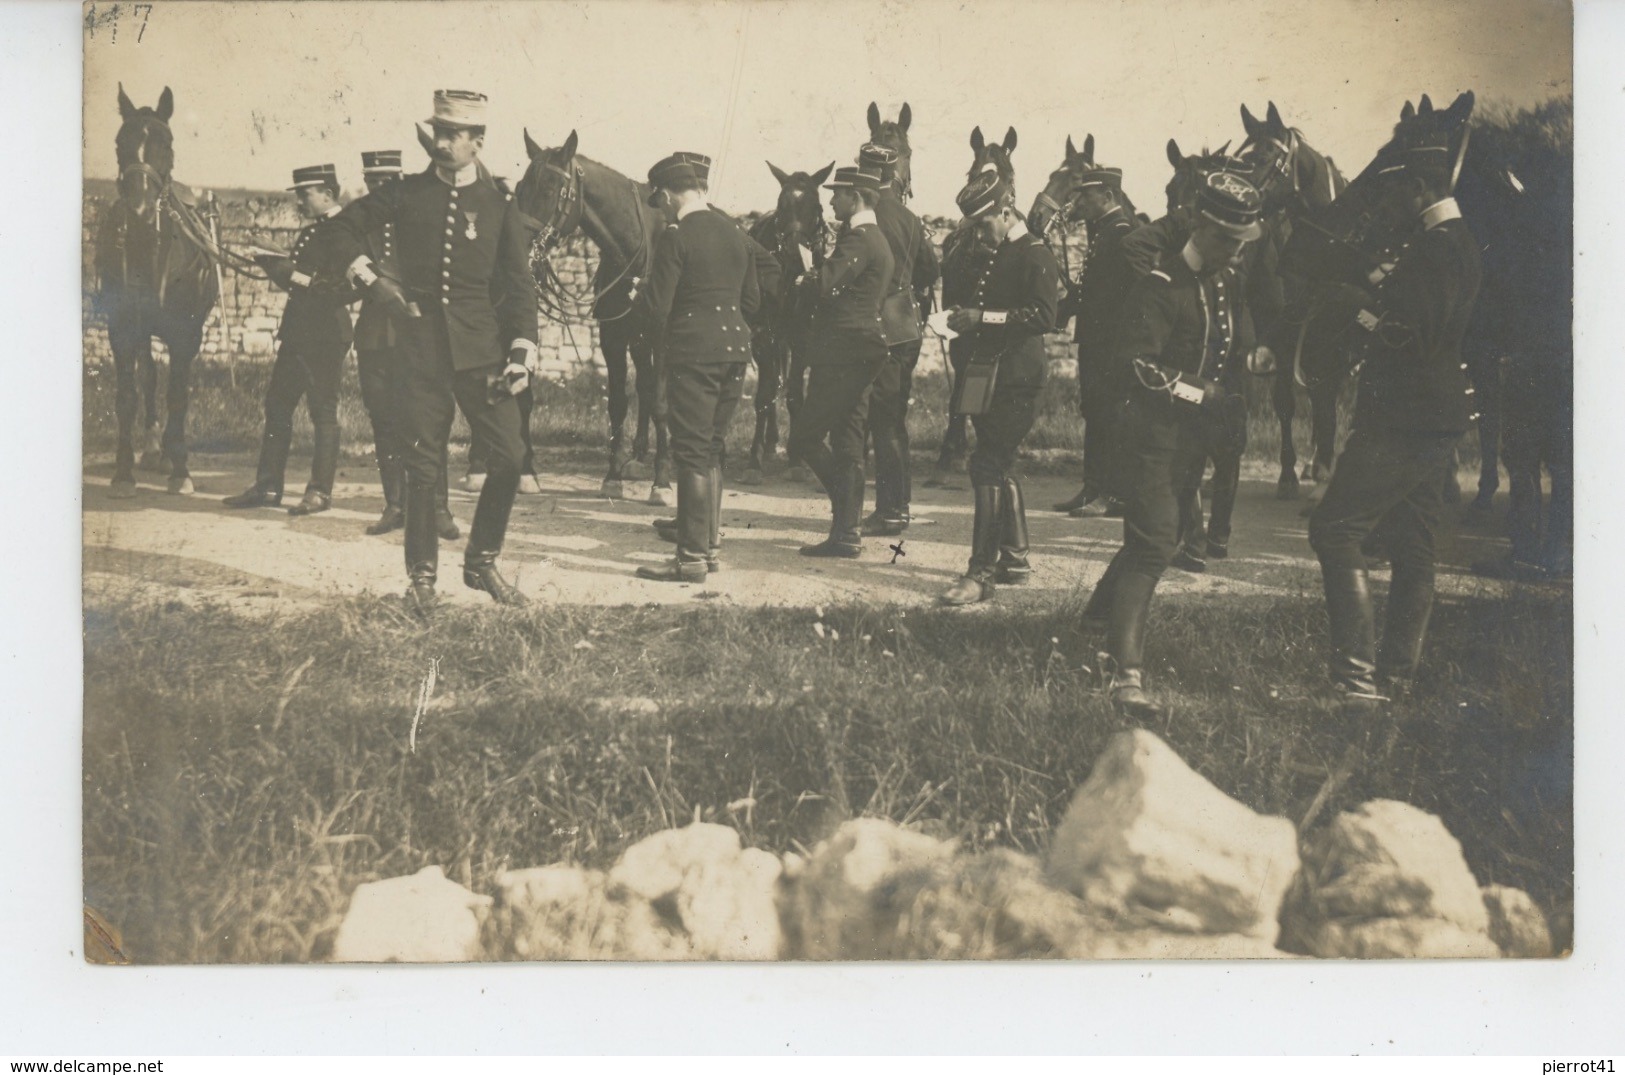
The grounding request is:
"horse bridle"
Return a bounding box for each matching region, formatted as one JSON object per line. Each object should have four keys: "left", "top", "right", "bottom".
{"left": 524, "top": 159, "right": 585, "bottom": 271}
{"left": 523, "top": 159, "right": 652, "bottom": 325}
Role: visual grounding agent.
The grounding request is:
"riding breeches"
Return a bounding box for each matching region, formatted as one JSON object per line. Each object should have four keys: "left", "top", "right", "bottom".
{"left": 258, "top": 336, "right": 347, "bottom": 495}
{"left": 869, "top": 339, "right": 922, "bottom": 515}
{"left": 969, "top": 381, "right": 1042, "bottom": 487}
{"left": 1308, "top": 426, "right": 1456, "bottom": 576}
{"left": 667, "top": 362, "right": 747, "bottom": 476}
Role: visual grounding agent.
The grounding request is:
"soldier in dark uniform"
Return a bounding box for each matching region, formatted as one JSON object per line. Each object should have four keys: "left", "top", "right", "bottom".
{"left": 1053, "top": 161, "right": 1137, "bottom": 519}
{"left": 938, "top": 171, "right": 1060, "bottom": 605}
{"left": 857, "top": 142, "right": 940, "bottom": 537}
{"left": 787, "top": 166, "right": 894, "bottom": 558}
{"left": 633, "top": 152, "right": 761, "bottom": 581}
{"left": 1083, "top": 172, "right": 1263, "bottom": 716}
{"left": 352, "top": 149, "right": 461, "bottom": 540}
{"left": 333, "top": 90, "right": 540, "bottom": 611}
{"left": 223, "top": 164, "right": 358, "bottom": 516}
{"left": 1307, "top": 107, "right": 1482, "bottom": 709}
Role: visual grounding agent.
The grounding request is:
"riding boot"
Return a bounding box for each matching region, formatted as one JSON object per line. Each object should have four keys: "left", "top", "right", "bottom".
{"left": 366, "top": 456, "right": 405, "bottom": 535}
{"left": 1377, "top": 565, "right": 1435, "bottom": 687}
{"left": 403, "top": 479, "right": 440, "bottom": 615}
{"left": 1321, "top": 566, "right": 1385, "bottom": 712}
{"left": 1106, "top": 572, "right": 1162, "bottom": 719}
{"left": 308, "top": 421, "right": 341, "bottom": 500}
{"left": 707, "top": 461, "right": 724, "bottom": 572}
{"left": 462, "top": 469, "right": 527, "bottom": 605}
{"left": 436, "top": 462, "right": 461, "bottom": 541}
{"left": 1083, "top": 551, "right": 1126, "bottom": 627}
{"left": 639, "top": 469, "right": 710, "bottom": 582}
{"left": 224, "top": 428, "right": 291, "bottom": 507}
{"left": 995, "top": 478, "right": 1032, "bottom": 584}
{"left": 1054, "top": 484, "right": 1092, "bottom": 513}
{"left": 800, "top": 464, "right": 862, "bottom": 558}
{"left": 940, "top": 482, "right": 1003, "bottom": 605}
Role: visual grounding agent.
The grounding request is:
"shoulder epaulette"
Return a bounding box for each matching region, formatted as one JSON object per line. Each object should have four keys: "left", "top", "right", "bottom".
{"left": 1149, "top": 269, "right": 1172, "bottom": 283}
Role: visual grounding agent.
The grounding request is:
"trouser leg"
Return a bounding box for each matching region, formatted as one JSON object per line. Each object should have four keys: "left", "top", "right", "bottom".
{"left": 254, "top": 341, "right": 307, "bottom": 493}
{"left": 300, "top": 338, "right": 347, "bottom": 497}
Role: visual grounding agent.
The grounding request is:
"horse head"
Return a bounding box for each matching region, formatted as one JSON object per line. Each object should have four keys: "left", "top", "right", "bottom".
{"left": 1027, "top": 134, "right": 1094, "bottom": 236}
{"left": 866, "top": 101, "right": 913, "bottom": 199}
{"left": 115, "top": 83, "right": 175, "bottom": 222}
{"left": 1238, "top": 101, "right": 1346, "bottom": 212}
{"left": 1164, "top": 137, "right": 1242, "bottom": 217}
{"left": 514, "top": 127, "right": 584, "bottom": 267}
{"left": 765, "top": 160, "right": 833, "bottom": 254}
{"left": 967, "top": 125, "right": 1018, "bottom": 188}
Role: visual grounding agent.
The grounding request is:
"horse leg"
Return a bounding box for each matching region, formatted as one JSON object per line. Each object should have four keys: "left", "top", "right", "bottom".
{"left": 599, "top": 328, "right": 631, "bottom": 497}
{"left": 783, "top": 336, "right": 812, "bottom": 482}
{"left": 648, "top": 413, "right": 672, "bottom": 506}
{"left": 741, "top": 335, "right": 776, "bottom": 485}
{"left": 107, "top": 319, "right": 144, "bottom": 497}
{"left": 1308, "top": 376, "right": 1338, "bottom": 483}
{"left": 159, "top": 320, "right": 202, "bottom": 494}
{"left": 622, "top": 330, "right": 654, "bottom": 482}
{"left": 1470, "top": 357, "right": 1502, "bottom": 510}
{"left": 138, "top": 340, "right": 163, "bottom": 471}
{"left": 1271, "top": 368, "right": 1300, "bottom": 499}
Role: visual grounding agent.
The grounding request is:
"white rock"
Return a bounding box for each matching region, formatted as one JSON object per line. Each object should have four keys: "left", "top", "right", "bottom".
{"left": 1294, "top": 916, "right": 1500, "bottom": 959}
{"left": 330, "top": 865, "right": 491, "bottom": 963}
{"left": 781, "top": 817, "right": 956, "bottom": 959}
{"left": 1300, "top": 800, "right": 1489, "bottom": 933}
{"left": 1045, "top": 729, "right": 1300, "bottom": 940}
{"left": 1482, "top": 885, "right": 1554, "bottom": 958}
{"left": 608, "top": 823, "right": 784, "bottom": 960}
{"left": 609, "top": 823, "right": 742, "bottom": 901}
{"left": 875, "top": 849, "right": 1096, "bottom": 959}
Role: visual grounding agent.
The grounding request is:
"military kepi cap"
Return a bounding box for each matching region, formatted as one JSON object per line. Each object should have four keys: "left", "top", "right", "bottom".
{"left": 1196, "top": 171, "right": 1263, "bottom": 240}
{"left": 955, "top": 171, "right": 1013, "bottom": 219}
{"left": 823, "top": 165, "right": 883, "bottom": 192}
{"left": 858, "top": 143, "right": 899, "bottom": 183}
{"left": 1075, "top": 165, "right": 1123, "bottom": 192}
{"left": 361, "top": 150, "right": 403, "bottom": 175}
{"left": 427, "top": 89, "right": 489, "bottom": 130}
{"left": 646, "top": 151, "right": 712, "bottom": 206}
{"left": 288, "top": 163, "right": 338, "bottom": 191}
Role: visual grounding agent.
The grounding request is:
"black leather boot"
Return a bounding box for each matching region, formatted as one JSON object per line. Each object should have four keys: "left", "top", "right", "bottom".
{"left": 223, "top": 428, "right": 290, "bottom": 508}
{"left": 462, "top": 469, "right": 526, "bottom": 605}
{"left": 288, "top": 489, "right": 331, "bottom": 516}
{"left": 436, "top": 461, "right": 461, "bottom": 541}
{"left": 1107, "top": 571, "right": 1163, "bottom": 719}
{"left": 402, "top": 480, "right": 440, "bottom": 616}
{"left": 1378, "top": 565, "right": 1435, "bottom": 688}
{"left": 639, "top": 468, "right": 710, "bottom": 582}
{"left": 1083, "top": 551, "right": 1125, "bottom": 627}
{"left": 941, "top": 482, "right": 1003, "bottom": 605}
{"left": 801, "top": 462, "right": 863, "bottom": 557}
{"left": 1322, "top": 565, "right": 1386, "bottom": 712}
{"left": 707, "top": 461, "right": 723, "bottom": 573}
{"left": 995, "top": 478, "right": 1032, "bottom": 585}
{"left": 367, "top": 456, "right": 404, "bottom": 535}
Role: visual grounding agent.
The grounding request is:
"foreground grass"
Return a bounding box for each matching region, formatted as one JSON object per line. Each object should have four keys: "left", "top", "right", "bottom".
{"left": 83, "top": 584, "right": 1570, "bottom": 962}
{"left": 82, "top": 361, "right": 1489, "bottom": 478}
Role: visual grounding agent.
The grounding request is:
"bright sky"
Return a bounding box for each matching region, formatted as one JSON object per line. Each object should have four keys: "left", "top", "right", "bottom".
{"left": 84, "top": 0, "right": 1571, "bottom": 218}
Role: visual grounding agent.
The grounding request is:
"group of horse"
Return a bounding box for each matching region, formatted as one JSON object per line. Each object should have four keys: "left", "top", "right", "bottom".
{"left": 96, "top": 90, "right": 1551, "bottom": 524}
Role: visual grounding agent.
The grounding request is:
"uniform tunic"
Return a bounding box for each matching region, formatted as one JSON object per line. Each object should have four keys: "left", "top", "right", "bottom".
{"left": 1067, "top": 207, "right": 1138, "bottom": 498}
{"left": 1309, "top": 204, "right": 1483, "bottom": 575}
{"left": 869, "top": 188, "right": 941, "bottom": 517}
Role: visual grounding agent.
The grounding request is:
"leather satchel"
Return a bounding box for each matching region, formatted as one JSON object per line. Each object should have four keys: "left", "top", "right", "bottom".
{"left": 951, "top": 356, "right": 1000, "bottom": 416}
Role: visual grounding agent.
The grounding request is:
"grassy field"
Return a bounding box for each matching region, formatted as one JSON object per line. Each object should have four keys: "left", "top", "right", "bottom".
{"left": 82, "top": 358, "right": 1489, "bottom": 480}
{"left": 83, "top": 581, "right": 1571, "bottom": 963}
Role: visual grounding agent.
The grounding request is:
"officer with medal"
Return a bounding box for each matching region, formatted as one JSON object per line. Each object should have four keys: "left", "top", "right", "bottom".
{"left": 786, "top": 165, "right": 894, "bottom": 558}
{"left": 1053, "top": 160, "right": 1137, "bottom": 520}
{"left": 938, "top": 171, "right": 1060, "bottom": 606}
{"left": 633, "top": 151, "right": 762, "bottom": 582}
{"left": 333, "top": 89, "right": 540, "bottom": 612}
{"left": 352, "top": 149, "right": 461, "bottom": 541}
{"left": 1083, "top": 171, "right": 1262, "bottom": 716}
{"left": 857, "top": 142, "right": 940, "bottom": 538}
{"left": 223, "top": 163, "right": 358, "bottom": 517}
{"left": 1306, "top": 101, "right": 1482, "bottom": 711}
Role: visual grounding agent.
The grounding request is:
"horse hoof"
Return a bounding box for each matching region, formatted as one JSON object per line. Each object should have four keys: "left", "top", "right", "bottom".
{"left": 738, "top": 468, "right": 764, "bottom": 487}
{"left": 618, "top": 459, "right": 648, "bottom": 481}
{"left": 1276, "top": 475, "right": 1301, "bottom": 500}
{"left": 109, "top": 479, "right": 139, "bottom": 500}
{"left": 518, "top": 474, "right": 542, "bottom": 495}
{"left": 600, "top": 478, "right": 625, "bottom": 499}
{"left": 167, "top": 475, "right": 195, "bottom": 496}
{"left": 647, "top": 484, "right": 672, "bottom": 507}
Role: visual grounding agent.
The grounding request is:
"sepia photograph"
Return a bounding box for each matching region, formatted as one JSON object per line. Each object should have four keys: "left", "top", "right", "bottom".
{"left": 79, "top": 0, "right": 1574, "bottom": 969}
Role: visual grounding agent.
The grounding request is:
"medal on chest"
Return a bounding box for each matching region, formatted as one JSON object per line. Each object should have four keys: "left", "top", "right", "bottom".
{"left": 463, "top": 210, "right": 479, "bottom": 242}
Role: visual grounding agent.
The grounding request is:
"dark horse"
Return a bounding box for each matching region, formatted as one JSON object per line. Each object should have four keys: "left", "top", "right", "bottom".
{"left": 739, "top": 161, "right": 833, "bottom": 484}
{"left": 928, "top": 124, "right": 1019, "bottom": 486}
{"left": 1027, "top": 133, "right": 1142, "bottom": 240}
{"left": 1236, "top": 102, "right": 1350, "bottom": 498}
{"left": 514, "top": 129, "right": 671, "bottom": 503}
{"left": 93, "top": 85, "right": 219, "bottom": 498}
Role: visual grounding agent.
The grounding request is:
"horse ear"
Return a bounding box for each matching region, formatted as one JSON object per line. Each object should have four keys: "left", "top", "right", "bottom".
{"left": 1400, "top": 100, "right": 1415, "bottom": 122}
{"left": 1217, "top": 140, "right": 1232, "bottom": 157}
{"left": 562, "top": 129, "right": 579, "bottom": 161}
{"left": 523, "top": 128, "right": 545, "bottom": 161}
{"left": 1167, "top": 138, "right": 1183, "bottom": 169}
{"left": 1266, "top": 101, "right": 1283, "bottom": 130}
{"left": 898, "top": 102, "right": 911, "bottom": 132}
{"left": 811, "top": 161, "right": 835, "bottom": 186}
{"left": 1002, "top": 127, "right": 1018, "bottom": 154}
{"left": 1448, "top": 90, "right": 1475, "bottom": 123}
{"left": 1419, "top": 93, "right": 1434, "bottom": 115}
{"left": 867, "top": 101, "right": 881, "bottom": 135}
{"left": 1065, "top": 135, "right": 1078, "bottom": 162}
{"left": 767, "top": 161, "right": 791, "bottom": 187}
{"left": 117, "top": 82, "right": 135, "bottom": 120}
{"left": 156, "top": 87, "right": 174, "bottom": 122}
{"left": 1083, "top": 134, "right": 1095, "bottom": 164}
{"left": 1241, "top": 104, "right": 1261, "bottom": 139}
{"left": 970, "top": 126, "right": 984, "bottom": 154}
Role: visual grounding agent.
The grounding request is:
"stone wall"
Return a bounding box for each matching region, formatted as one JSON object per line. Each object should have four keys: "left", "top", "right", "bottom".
{"left": 82, "top": 195, "right": 1087, "bottom": 378}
